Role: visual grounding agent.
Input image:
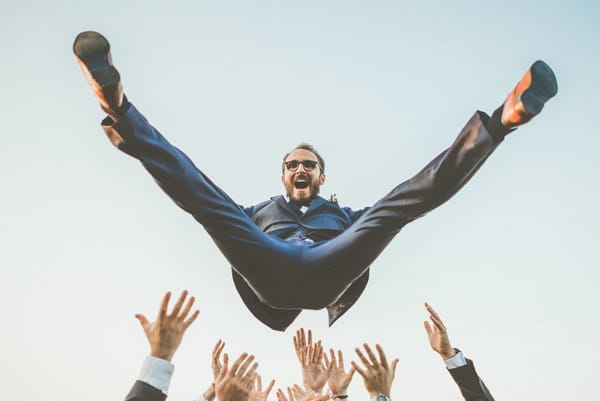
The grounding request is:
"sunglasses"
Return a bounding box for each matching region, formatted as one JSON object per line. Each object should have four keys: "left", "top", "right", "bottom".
{"left": 284, "top": 160, "right": 319, "bottom": 171}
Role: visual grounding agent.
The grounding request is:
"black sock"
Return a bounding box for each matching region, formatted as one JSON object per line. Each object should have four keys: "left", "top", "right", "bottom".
{"left": 486, "top": 104, "right": 514, "bottom": 140}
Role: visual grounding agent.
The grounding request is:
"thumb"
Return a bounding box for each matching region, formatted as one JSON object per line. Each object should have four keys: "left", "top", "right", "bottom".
{"left": 135, "top": 314, "right": 150, "bottom": 330}
{"left": 391, "top": 359, "right": 399, "bottom": 376}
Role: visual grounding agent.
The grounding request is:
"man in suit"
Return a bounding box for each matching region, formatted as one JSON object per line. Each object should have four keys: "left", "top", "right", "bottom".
{"left": 73, "top": 31, "right": 557, "bottom": 331}
{"left": 424, "top": 303, "right": 495, "bottom": 401}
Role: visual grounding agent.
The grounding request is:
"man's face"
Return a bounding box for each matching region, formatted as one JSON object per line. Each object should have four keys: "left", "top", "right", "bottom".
{"left": 282, "top": 149, "right": 326, "bottom": 206}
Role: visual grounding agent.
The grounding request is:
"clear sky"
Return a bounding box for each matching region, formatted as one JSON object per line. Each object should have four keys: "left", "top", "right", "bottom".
{"left": 1, "top": 1, "right": 599, "bottom": 400}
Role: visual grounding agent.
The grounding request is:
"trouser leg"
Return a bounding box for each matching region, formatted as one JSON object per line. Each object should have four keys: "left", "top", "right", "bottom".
{"left": 292, "top": 111, "right": 502, "bottom": 309}
{"left": 101, "top": 104, "right": 304, "bottom": 294}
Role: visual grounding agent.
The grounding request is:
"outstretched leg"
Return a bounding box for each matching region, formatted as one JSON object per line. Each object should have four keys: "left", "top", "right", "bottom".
{"left": 287, "top": 61, "right": 558, "bottom": 309}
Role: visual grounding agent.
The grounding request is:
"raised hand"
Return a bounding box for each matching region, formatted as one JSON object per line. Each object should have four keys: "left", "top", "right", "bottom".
{"left": 351, "top": 344, "right": 398, "bottom": 398}
{"left": 250, "top": 375, "right": 276, "bottom": 401}
{"left": 276, "top": 386, "right": 329, "bottom": 401}
{"left": 324, "top": 349, "right": 355, "bottom": 397}
{"left": 424, "top": 302, "right": 456, "bottom": 360}
{"left": 135, "top": 290, "right": 200, "bottom": 361}
{"left": 212, "top": 339, "right": 227, "bottom": 380}
{"left": 293, "top": 328, "right": 313, "bottom": 362}
{"left": 215, "top": 353, "right": 258, "bottom": 401}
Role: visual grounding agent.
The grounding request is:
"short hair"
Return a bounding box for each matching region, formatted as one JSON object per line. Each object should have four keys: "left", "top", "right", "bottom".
{"left": 282, "top": 143, "right": 325, "bottom": 174}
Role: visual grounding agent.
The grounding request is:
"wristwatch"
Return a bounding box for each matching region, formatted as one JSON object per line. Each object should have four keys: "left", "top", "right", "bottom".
{"left": 373, "top": 394, "right": 391, "bottom": 401}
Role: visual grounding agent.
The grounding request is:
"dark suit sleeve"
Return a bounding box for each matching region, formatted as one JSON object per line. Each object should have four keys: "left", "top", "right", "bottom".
{"left": 125, "top": 380, "right": 166, "bottom": 401}
{"left": 448, "top": 359, "right": 495, "bottom": 401}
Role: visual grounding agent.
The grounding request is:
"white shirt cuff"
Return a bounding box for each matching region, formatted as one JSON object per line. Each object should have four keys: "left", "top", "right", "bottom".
{"left": 444, "top": 350, "right": 467, "bottom": 369}
{"left": 138, "top": 355, "right": 175, "bottom": 395}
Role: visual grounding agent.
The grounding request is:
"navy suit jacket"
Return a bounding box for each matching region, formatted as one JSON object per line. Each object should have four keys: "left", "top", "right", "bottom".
{"left": 449, "top": 359, "right": 495, "bottom": 401}
{"left": 125, "top": 381, "right": 165, "bottom": 401}
{"left": 233, "top": 195, "right": 370, "bottom": 330}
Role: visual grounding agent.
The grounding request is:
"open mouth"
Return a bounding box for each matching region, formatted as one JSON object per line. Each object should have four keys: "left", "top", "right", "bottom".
{"left": 294, "top": 179, "right": 309, "bottom": 189}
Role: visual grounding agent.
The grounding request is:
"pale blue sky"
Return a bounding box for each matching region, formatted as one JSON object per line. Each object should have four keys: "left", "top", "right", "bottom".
{"left": 1, "top": 1, "right": 599, "bottom": 400}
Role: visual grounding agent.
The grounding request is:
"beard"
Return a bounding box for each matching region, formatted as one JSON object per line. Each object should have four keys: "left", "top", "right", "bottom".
{"left": 285, "top": 176, "right": 321, "bottom": 207}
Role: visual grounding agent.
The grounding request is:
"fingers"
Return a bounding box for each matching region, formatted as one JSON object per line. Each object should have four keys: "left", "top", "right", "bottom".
{"left": 157, "top": 291, "right": 171, "bottom": 322}
{"left": 363, "top": 344, "right": 379, "bottom": 366}
{"left": 184, "top": 309, "right": 200, "bottom": 329}
{"left": 277, "top": 389, "right": 288, "bottom": 401}
{"left": 325, "top": 358, "right": 334, "bottom": 375}
{"left": 375, "top": 344, "right": 388, "bottom": 369}
{"left": 135, "top": 313, "right": 149, "bottom": 330}
{"left": 350, "top": 361, "right": 366, "bottom": 378}
{"left": 423, "top": 320, "right": 433, "bottom": 336}
{"left": 276, "top": 389, "right": 289, "bottom": 401}
{"left": 242, "top": 362, "right": 258, "bottom": 386}
{"left": 264, "top": 379, "right": 276, "bottom": 396}
{"left": 232, "top": 353, "right": 257, "bottom": 387}
{"left": 213, "top": 339, "right": 225, "bottom": 361}
{"left": 390, "top": 358, "right": 399, "bottom": 376}
{"left": 256, "top": 374, "right": 263, "bottom": 391}
{"left": 337, "top": 350, "right": 344, "bottom": 369}
{"left": 229, "top": 352, "right": 248, "bottom": 377}
{"left": 179, "top": 294, "right": 195, "bottom": 320}
{"left": 313, "top": 341, "right": 323, "bottom": 364}
{"left": 217, "top": 353, "right": 229, "bottom": 382}
{"left": 425, "top": 302, "right": 446, "bottom": 331}
{"left": 294, "top": 329, "right": 303, "bottom": 352}
{"left": 355, "top": 345, "right": 372, "bottom": 369}
{"left": 170, "top": 290, "right": 188, "bottom": 318}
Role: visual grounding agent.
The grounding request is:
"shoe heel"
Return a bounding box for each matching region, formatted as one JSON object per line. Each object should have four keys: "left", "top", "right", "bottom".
{"left": 521, "top": 60, "right": 558, "bottom": 116}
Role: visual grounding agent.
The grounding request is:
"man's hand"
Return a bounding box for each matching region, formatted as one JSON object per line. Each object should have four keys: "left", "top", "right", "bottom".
{"left": 276, "top": 386, "right": 329, "bottom": 401}
{"left": 324, "top": 349, "right": 355, "bottom": 397}
{"left": 423, "top": 302, "right": 456, "bottom": 360}
{"left": 203, "top": 339, "right": 226, "bottom": 401}
{"left": 293, "top": 328, "right": 329, "bottom": 393}
{"left": 135, "top": 290, "right": 200, "bottom": 361}
{"left": 203, "top": 383, "right": 216, "bottom": 401}
{"left": 215, "top": 352, "right": 258, "bottom": 401}
{"left": 212, "top": 339, "right": 227, "bottom": 380}
{"left": 249, "top": 375, "right": 275, "bottom": 401}
{"left": 351, "top": 344, "right": 398, "bottom": 398}
{"left": 293, "top": 328, "right": 312, "bottom": 362}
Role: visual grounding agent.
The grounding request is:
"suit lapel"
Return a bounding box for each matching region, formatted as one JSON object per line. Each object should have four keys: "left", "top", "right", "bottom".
{"left": 273, "top": 195, "right": 302, "bottom": 219}
{"left": 304, "top": 196, "right": 327, "bottom": 215}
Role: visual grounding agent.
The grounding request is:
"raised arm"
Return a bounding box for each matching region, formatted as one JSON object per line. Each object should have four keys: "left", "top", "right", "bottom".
{"left": 424, "top": 303, "right": 495, "bottom": 401}
{"left": 127, "top": 290, "right": 200, "bottom": 401}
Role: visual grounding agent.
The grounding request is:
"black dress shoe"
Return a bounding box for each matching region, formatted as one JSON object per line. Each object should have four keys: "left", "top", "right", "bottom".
{"left": 501, "top": 60, "right": 558, "bottom": 128}
{"left": 73, "top": 31, "right": 123, "bottom": 118}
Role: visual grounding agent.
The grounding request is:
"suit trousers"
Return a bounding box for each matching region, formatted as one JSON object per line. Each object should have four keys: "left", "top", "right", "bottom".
{"left": 102, "top": 105, "right": 501, "bottom": 310}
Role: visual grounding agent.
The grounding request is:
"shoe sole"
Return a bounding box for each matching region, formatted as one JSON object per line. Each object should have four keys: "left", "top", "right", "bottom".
{"left": 520, "top": 60, "right": 558, "bottom": 117}
{"left": 73, "top": 31, "right": 120, "bottom": 89}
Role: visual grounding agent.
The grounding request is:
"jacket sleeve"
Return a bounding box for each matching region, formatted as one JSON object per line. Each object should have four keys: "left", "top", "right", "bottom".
{"left": 125, "top": 380, "right": 166, "bottom": 401}
{"left": 448, "top": 359, "right": 495, "bottom": 401}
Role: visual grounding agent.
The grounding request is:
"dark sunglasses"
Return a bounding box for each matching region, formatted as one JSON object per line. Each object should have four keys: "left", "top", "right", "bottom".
{"left": 284, "top": 160, "right": 319, "bottom": 171}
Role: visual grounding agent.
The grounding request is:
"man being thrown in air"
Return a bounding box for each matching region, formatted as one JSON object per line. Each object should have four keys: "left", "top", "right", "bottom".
{"left": 73, "top": 31, "right": 557, "bottom": 331}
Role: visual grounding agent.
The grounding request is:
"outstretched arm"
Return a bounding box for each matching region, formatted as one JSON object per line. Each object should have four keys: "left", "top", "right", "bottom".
{"left": 424, "top": 303, "right": 495, "bottom": 401}
{"left": 127, "top": 290, "right": 200, "bottom": 401}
